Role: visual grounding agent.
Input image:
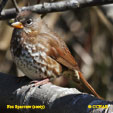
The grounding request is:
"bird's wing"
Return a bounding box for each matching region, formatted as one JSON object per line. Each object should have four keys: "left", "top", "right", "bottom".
{"left": 38, "top": 33, "right": 79, "bottom": 71}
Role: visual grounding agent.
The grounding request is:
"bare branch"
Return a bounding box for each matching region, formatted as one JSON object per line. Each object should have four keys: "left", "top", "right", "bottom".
{"left": 0, "top": 72, "right": 113, "bottom": 113}
{"left": 0, "top": 0, "right": 113, "bottom": 20}
{"left": 0, "top": 0, "right": 8, "bottom": 14}
{"left": 12, "top": 0, "right": 20, "bottom": 13}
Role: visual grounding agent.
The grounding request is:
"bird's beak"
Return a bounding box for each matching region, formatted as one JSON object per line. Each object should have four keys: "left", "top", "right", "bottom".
{"left": 11, "top": 22, "right": 24, "bottom": 29}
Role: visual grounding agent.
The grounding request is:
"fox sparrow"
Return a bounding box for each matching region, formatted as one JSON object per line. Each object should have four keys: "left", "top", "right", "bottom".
{"left": 10, "top": 10, "right": 101, "bottom": 99}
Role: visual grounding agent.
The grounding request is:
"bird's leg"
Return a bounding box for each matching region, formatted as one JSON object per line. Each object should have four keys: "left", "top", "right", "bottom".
{"left": 30, "top": 78, "right": 50, "bottom": 87}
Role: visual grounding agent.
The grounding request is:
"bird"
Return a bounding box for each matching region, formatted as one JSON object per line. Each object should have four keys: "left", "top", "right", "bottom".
{"left": 10, "top": 10, "right": 102, "bottom": 99}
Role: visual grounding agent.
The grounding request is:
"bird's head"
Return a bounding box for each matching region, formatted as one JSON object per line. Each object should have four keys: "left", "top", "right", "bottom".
{"left": 11, "top": 10, "right": 42, "bottom": 34}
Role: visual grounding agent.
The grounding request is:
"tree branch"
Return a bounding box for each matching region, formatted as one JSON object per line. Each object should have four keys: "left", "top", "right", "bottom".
{"left": 0, "top": 0, "right": 8, "bottom": 14}
{"left": 0, "top": 72, "right": 113, "bottom": 113}
{"left": 0, "top": 0, "right": 113, "bottom": 20}
{"left": 12, "top": 0, "right": 20, "bottom": 13}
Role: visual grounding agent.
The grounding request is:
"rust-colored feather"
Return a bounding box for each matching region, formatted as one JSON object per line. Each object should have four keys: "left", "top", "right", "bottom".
{"left": 39, "top": 33, "right": 79, "bottom": 70}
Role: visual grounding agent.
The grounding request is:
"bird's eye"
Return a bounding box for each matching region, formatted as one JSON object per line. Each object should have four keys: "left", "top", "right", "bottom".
{"left": 26, "top": 19, "right": 32, "bottom": 25}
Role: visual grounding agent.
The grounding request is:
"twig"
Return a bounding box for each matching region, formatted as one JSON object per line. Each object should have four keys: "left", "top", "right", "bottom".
{"left": 0, "top": 0, "right": 8, "bottom": 14}
{"left": 0, "top": 72, "right": 113, "bottom": 113}
{"left": 12, "top": 0, "right": 20, "bottom": 13}
{"left": 0, "top": 0, "right": 113, "bottom": 20}
{"left": 94, "top": 7, "right": 113, "bottom": 39}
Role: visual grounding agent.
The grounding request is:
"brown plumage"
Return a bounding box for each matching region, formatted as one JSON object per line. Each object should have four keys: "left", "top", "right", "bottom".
{"left": 10, "top": 11, "right": 102, "bottom": 99}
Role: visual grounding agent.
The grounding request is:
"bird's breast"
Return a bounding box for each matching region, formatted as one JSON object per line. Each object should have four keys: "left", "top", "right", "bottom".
{"left": 11, "top": 33, "right": 62, "bottom": 80}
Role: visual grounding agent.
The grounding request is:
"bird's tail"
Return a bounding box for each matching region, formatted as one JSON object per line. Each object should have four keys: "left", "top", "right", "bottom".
{"left": 62, "top": 69, "right": 103, "bottom": 99}
{"left": 75, "top": 70, "right": 103, "bottom": 99}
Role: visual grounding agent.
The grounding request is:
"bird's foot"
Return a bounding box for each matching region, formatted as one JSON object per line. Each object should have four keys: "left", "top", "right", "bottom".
{"left": 30, "top": 78, "right": 50, "bottom": 87}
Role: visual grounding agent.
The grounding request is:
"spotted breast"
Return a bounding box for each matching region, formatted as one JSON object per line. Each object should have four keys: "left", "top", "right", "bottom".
{"left": 11, "top": 28, "right": 62, "bottom": 80}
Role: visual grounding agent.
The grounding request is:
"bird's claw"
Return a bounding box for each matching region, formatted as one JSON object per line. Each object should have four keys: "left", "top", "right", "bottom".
{"left": 29, "top": 78, "right": 50, "bottom": 87}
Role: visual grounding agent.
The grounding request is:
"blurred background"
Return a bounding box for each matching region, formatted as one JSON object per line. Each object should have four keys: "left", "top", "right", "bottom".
{"left": 0, "top": 0, "right": 113, "bottom": 100}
